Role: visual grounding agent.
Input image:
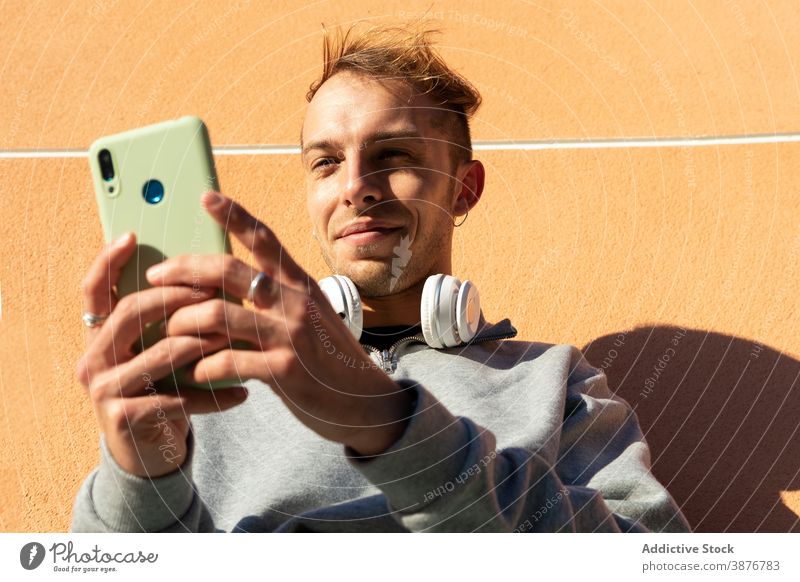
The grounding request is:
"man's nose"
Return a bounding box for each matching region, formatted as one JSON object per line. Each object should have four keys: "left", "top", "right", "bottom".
{"left": 340, "top": 153, "right": 383, "bottom": 209}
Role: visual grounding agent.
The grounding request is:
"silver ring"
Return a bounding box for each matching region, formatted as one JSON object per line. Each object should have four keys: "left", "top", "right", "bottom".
{"left": 247, "top": 272, "right": 270, "bottom": 304}
{"left": 82, "top": 311, "right": 108, "bottom": 328}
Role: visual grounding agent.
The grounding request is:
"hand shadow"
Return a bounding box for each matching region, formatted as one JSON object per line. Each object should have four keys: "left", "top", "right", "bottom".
{"left": 582, "top": 326, "right": 800, "bottom": 532}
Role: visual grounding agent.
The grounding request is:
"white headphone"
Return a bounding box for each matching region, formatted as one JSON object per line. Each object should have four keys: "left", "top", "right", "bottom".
{"left": 318, "top": 274, "right": 481, "bottom": 348}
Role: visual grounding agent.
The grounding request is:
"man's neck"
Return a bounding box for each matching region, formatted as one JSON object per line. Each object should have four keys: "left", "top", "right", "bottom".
{"left": 360, "top": 277, "right": 428, "bottom": 328}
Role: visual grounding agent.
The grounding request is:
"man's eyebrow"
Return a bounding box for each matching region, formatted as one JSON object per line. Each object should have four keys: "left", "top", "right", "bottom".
{"left": 301, "top": 129, "right": 425, "bottom": 158}
{"left": 369, "top": 129, "right": 425, "bottom": 144}
{"left": 301, "top": 138, "right": 337, "bottom": 158}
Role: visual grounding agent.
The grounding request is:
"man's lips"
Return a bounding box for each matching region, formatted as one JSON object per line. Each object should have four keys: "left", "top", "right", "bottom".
{"left": 336, "top": 226, "right": 403, "bottom": 243}
{"left": 336, "top": 220, "right": 404, "bottom": 239}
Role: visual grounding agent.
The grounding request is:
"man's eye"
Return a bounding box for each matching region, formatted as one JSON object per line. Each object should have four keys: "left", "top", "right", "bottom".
{"left": 312, "top": 158, "right": 337, "bottom": 170}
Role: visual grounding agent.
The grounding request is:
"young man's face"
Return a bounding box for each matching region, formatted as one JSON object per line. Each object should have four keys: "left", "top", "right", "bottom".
{"left": 302, "top": 71, "right": 475, "bottom": 297}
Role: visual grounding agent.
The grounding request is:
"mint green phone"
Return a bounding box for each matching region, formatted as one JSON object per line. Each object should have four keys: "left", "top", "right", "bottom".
{"left": 88, "top": 116, "right": 241, "bottom": 390}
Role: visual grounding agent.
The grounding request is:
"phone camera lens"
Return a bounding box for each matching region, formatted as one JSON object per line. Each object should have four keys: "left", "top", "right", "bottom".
{"left": 98, "top": 149, "right": 115, "bottom": 181}
{"left": 142, "top": 179, "right": 164, "bottom": 204}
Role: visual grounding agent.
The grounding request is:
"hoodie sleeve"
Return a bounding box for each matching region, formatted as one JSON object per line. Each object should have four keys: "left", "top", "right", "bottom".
{"left": 344, "top": 346, "right": 691, "bottom": 532}
{"left": 70, "top": 430, "right": 215, "bottom": 532}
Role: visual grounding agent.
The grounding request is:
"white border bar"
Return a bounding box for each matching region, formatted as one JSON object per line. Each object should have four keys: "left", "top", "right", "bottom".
{"left": 2, "top": 533, "right": 799, "bottom": 581}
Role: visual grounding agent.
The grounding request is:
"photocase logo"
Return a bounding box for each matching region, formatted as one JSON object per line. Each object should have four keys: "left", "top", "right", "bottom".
{"left": 389, "top": 234, "right": 413, "bottom": 292}
{"left": 19, "top": 542, "right": 45, "bottom": 570}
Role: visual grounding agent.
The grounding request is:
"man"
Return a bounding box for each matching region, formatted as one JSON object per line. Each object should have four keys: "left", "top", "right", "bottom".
{"left": 71, "top": 24, "right": 690, "bottom": 532}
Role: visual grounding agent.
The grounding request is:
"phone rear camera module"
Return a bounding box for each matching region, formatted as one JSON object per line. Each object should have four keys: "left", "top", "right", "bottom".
{"left": 142, "top": 179, "right": 165, "bottom": 204}
{"left": 98, "top": 149, "right": 115, "bottom": 181}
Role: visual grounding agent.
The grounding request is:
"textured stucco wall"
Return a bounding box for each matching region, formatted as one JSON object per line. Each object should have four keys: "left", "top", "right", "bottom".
{"left": 0, "top": 0, "right": 798, "bottom": 532}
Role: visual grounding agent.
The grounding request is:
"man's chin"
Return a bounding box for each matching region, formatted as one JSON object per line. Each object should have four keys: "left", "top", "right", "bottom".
{"left": 322, "top": 250, "right": 415, "bottom": 296}
{"left": 347, "top": 268, "right": 395, "bottom": 297}
{"left": 332, "top": 263, "right": 398, "bottom": 297}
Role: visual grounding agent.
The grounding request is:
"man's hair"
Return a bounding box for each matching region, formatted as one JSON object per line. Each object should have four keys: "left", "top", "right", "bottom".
{"left": 305, "top": 22, "right": 482, "bottom": 170}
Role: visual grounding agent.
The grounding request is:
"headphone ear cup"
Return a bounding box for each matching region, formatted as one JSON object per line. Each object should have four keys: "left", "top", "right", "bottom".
{"left": 339, "top": 276, "right": 363, "bottom": 339}
{"left": 318, "top": 275, "right": 363, "bottom": 340}
{"left": 421, "top": 274, "right": 462, "bottom": 348}
{"left": 436, "top": 275, "right": 462, "bottom": 348}
{"left": 456, "top": 280, "right": 480, "bottom": 343}
{"left": 420, "top": 275, "right": 443, "bottom": 349}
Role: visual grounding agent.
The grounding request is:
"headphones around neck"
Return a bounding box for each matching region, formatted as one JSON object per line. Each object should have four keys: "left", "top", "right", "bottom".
{"left": 318, "top": 274, "right": 481, "bottom": 348}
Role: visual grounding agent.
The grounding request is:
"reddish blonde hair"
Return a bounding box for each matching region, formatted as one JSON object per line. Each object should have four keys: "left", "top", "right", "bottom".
{"left": 305, "top": 22, "right": 482, "bottom": 167}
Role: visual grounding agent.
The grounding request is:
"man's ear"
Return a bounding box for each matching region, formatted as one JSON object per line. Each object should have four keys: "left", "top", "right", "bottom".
{"left": 453, "top": 159, "right": 485, "bottom": 216}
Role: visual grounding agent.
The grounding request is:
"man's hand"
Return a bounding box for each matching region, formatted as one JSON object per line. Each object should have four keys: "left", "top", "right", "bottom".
{"left": 146, "top": 192, "right": 414, "bottom": 457}
{"left": 76, "top": 232, "right": 249, "bottom": 478}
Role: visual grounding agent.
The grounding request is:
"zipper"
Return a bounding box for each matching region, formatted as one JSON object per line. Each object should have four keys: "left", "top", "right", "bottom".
{"left": 361, "top": 329, "right": 517, "bottom": 374}
{"left": 361, "top": 335, "right": 427, "bottom": 373}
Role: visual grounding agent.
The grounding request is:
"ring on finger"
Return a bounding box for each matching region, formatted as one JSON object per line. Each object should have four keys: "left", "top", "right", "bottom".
{"left": 82, "top": 311, "right": 109, "bottom": 328}
{"left": 247, "top": 272, "right": 271, "bottom": 305}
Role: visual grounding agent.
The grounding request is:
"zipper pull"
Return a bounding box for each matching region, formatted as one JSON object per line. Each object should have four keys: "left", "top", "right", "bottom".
{"left": 380, "top": 349, "right": 394, "bottom": 373}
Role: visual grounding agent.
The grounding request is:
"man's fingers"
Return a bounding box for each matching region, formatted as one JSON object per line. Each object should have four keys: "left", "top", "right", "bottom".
{"left": 146, "top": 253, "right": 306, "bottom": 315}
{"left": 81, "top": 232, "right": 137, "bottom": 346}
{"left": 189, "top": 348, "right": 285, "bottom": 385}
{"left": 90, "top": 334, "right": 233, "bottom": 399}
{"left": 146, "top": 254, "right": 256, "bottom": 300}
{"left": 167, "top": 299, "right": 285, "bottom": 349}
{"left": 200, "top": 192, "right": 311, "bottom": 294}
{"left": 157, "top": 385, "right": 250, "bottom": 417}
{"left": 103, "top": 386, "right": 249, "bottom": 429}
{"left": 103, "top": 286, "right": 216, "bottom": 349}
{"left": 78, "top": 286, "right": 216, "bottom": 381}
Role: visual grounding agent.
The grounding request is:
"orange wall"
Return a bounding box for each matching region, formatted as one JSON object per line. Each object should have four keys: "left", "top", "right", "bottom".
{"left": 1, "top": 0, "right": 798, "bottom": 532}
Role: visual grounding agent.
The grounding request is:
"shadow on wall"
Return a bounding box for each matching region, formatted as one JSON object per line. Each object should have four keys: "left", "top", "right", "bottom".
{"left": 581, "top": 326, "right": 800, "bottom": 533}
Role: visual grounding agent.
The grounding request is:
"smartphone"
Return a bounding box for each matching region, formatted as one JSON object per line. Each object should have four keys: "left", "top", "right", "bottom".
{"left": 88, "top": 116, "right": 241, "bottom": 390}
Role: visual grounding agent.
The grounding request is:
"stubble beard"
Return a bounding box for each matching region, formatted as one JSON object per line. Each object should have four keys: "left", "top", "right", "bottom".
{"left": 320, "top": 245, "right": 401, "bottom": 297}
{"left": 318, "top": 226, "right": 450, "bottom": 298}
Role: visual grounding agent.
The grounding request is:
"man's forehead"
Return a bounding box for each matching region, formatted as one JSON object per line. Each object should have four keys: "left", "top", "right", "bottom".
{"left": 301, "top": 73, "right": 441, "bottom": 145}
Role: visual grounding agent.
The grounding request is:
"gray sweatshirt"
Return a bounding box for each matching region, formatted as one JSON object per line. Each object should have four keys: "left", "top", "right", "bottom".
{"left": 70, "top": 313, "right": 691, "bottom": 532}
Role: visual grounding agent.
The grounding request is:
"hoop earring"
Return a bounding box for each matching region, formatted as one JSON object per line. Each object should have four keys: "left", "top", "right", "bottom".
{"left": 453, "top": 209, "right": 468, "bottom": 227}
